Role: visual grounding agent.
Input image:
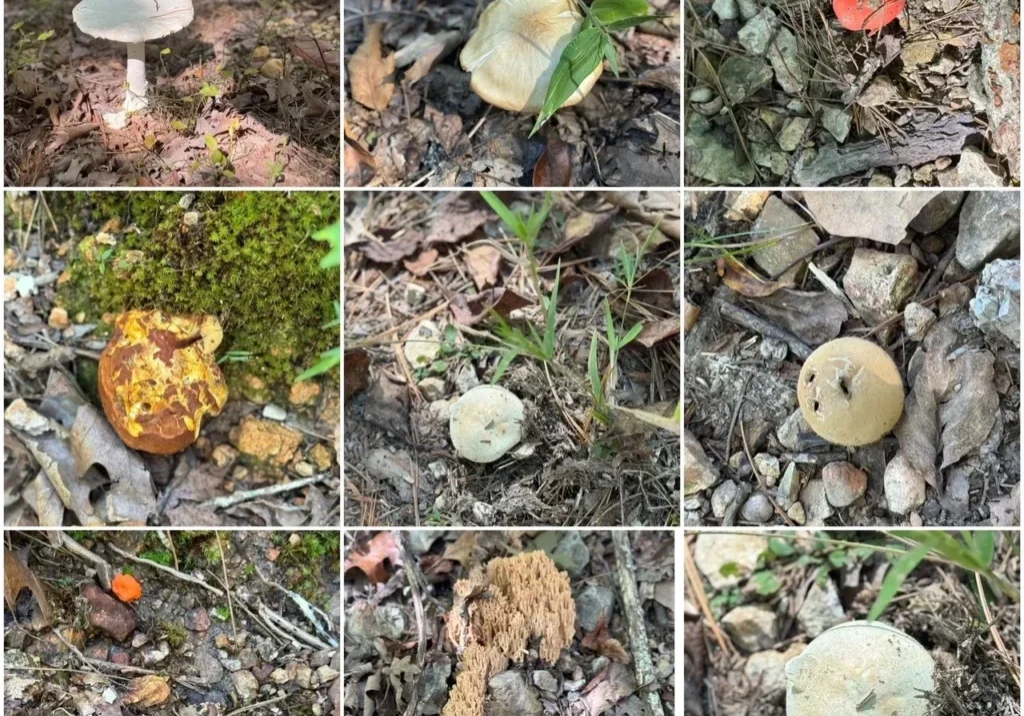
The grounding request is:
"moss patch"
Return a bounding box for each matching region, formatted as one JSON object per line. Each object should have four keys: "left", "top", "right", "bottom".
{"left": 54, "top": 191, "right": 340, "bottom": 394}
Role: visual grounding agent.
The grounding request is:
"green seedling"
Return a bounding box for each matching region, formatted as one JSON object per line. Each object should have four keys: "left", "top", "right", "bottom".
{"left": 295, "top": 222, "right": 342, "bottom": 383}
{"left": 489, "top": 262, "right": 562, "bottom": 382}
{"left": 589, "top": 299, "right": 643, "bottom": 423}
{"left": 480, "top": 191, "right": 552, "bottom": 253}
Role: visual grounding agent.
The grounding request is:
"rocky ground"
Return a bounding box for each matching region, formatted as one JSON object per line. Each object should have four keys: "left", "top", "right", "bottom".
{"left": 684, "top": 190, "right": 1020, "bottom": 526}
{"left": 344, "top": 191, "right": 681, "bottom": 527}
{"left": 4, "top": 0, "right": 340, "bottom": 187}
{"left": 4, "top": 530, "right": 340, "bottom": 716}
{"left": 684, "top": 531, "right": 1021, "bottom": 716}
{"left": 684, "top": 0, "right": 1020, "bottom": 187}
{"left": 3, "top": 192, "right": 341, "bottom": 526}
{"left": 343, "top": 530, "right": 674, "bottom": 716}
{"left": 344, "top": 0, "right": 681, "bottom": 188}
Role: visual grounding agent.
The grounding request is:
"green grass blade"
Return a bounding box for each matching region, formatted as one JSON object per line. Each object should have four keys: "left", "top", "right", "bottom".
{"left": 619, "top": 321, "right": 644, "bottom": 348}
{"left": 868, "top": 543, "right": 931, "bottom": 621}
{"left": 588, "top": 332, "right": 602, "bottom": 404}
{"left": 294, "top": 347, "right": 341, "bottom": 383}
{"left": 891, "top": 530, "right": 985, "bottom": 572}
{"left": 604, "top": 299, "right": 616, "bottom": 347}
{"left": 481, "top": 191, "right": 527, "bottom": 240}
{"left": 531, "top": 27, "right": 605, "bottom": 136}
{"left": 492, "top": 348, "right": 520, "bottom": 383}
{"left": 591, "top": 0, "right": 649, "bottom": 24}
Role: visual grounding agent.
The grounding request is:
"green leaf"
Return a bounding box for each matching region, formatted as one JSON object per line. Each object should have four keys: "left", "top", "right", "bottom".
{"left": 827, "top": 550, "right": 848, "bottom": 568}
{"left": 204, "top": 134, "right": 219, "bottom": 152}
{"left": 314, "top": 221, "right": 341, "bottom": 269}
{"left": 868, "top": 543, "right": 930, "bottom": 621}
{"left": 971, "top": 531, "right": 996, "bottom": 568}
{"left": 619, "top": 321, "right": 644, "bottom": 348}
{"left": 588, "top": 332, "right": 602, "bottom": 404}
{"left": 200, "top": 82, "right": 223, "bottom": 98}
{"left": 525, "top": 192, "right": 554, "bottom": 243}
{"left": 604, "top": 299, "right": 616, "bottom": 347}
{"left": 751, "top": 570, "right": 782, "bottom": 595}
{"left": 768, "top": 537, "right": 796, "bottom": 557}
{"left": 293, "top": 347, "right": 340, "bottom": 383}
{"left": 481, "top": 191, "right": 527, "bottom": 241}
{"left": 603, "top": 38, "right": 620, "bottom": 78}
{"left": 718, "top": 562, "right": 740, "bottom": 578}
{"left": 492, "top": 348, "right": 521, "bottom": 383}
{"left": 591, "top": 0, "right": 650, "bottom": 25}
{"left": 891, "top": 531, "right": 985, "bottom": 572}
{"left": 531, "top": 27, "right": 605, "bottom": 136}
{"left": 160, "top": 47, "right": 172, "bottom": 56}
{"left": 37, "top": 30, "right": 55, "bottom": 41}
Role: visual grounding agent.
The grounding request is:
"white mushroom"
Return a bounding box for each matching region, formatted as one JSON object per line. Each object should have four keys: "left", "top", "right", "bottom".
{"left": 72, "top": 0, "right": 195, "bottom": 127}
{"left": 449, "top": 385, "right": 525, "bottom": 463}
{"left": 459, "top": 0, "right": 603, "bottom": 114}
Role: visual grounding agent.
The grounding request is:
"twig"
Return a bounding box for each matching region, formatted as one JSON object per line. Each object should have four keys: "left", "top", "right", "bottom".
{"left": 725, "top": 374, "right": 752, "bottom": 465}
{"left": 611, "top": 532, "right": 665, "bottom": 716}
{"left": 224, "top": 694, "right": 290, "bottom": 716}
{"left": 974, "top": 571, "right": 1021, "bottom": 689}
{"left": 105, "top": 544, "right": 223, "bottom": 597}
{"left": 200, "top": 474, "right": 330, "bottom": 510}
{"left": 216, "top": 532, "right": 237, "bottom": 636}
{"left": 56, "top": 532, "right": 114, "bottom": 590}
{"left": 916, "top": 240, "right": 958, "bottom": 301}
{"left": 719, "top": 301, "right": 813, "bottom": 360}
{"left": 259, "top": 605, "right": 332, "bottom": 650}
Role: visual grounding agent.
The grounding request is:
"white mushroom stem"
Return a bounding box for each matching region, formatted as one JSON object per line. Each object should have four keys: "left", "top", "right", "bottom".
{"left": 124, "top": 41, "right": 149, "bottom": 111}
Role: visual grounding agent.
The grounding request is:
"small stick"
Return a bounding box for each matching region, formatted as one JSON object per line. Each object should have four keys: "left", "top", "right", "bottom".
{"left": 720, "top": 301, "right": 813, "bottom": 360}
{"left": 612, "top": 532, "right": 666, "bottom": 716}
{"left": 215, "top": 532, "right": 237, "bottom": 636}
{"left": 224, "top": 694, "right": 290, "bottom": 716}
{"left": 259, "top": 606, "right": 332, "bottom": 650}
{"left": 725, "top": 374, "right": 752, "bottom": 465}
{"left": 106, "top": 544, "right": 223, "bottom": 597}
{"left": 200, "top": 474, "right": 330, "bottom": 510}
{"left": 767, "top": 237, "right": 851, "bottom": 282}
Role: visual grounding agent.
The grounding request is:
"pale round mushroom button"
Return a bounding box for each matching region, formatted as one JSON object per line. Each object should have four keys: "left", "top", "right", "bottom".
{"left": 449, "top": 385, "right": 525, "bottom": 463}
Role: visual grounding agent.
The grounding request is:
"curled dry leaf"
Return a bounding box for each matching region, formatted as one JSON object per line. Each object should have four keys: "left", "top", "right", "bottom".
{"left": 533, "top": 137, "right": 572, "bottom": 187}
{"left": 575, "top": 662, "right": 637, "bottom": 716}
{"left": 349, "top": 23, "right": 395, "bottom": 111}
{"left": 404, "top": 249, "right": 440, "bottom": 276}
{"left": 717, "top": 256, "right": 793, "bottom": 298}
{"left": 122, "top": 676, "right": 171, "bottom": 708}
{"left": 441, "top": 532, "right": 480, "bottom": 568}
{"left": 450, "top": 288, "right": 531, "bottom": 326}
{"left": 613, "top": 404, "right": 681, "bottom": 435}
{"left": 684, "top": 300, "right": 701, "bottom": 335}
{"left": 4, "top": 549, "right": 52, "bottom": 625}
{"left": 465, "top": 245, "right": 502, "bottom": 290}
{"left": 581, "top": 615, "right": 631, "bottom": 664}
{"left": 344, "top": 137, "right": 377, "bottom": 187}
{"left": 426, "top": 208, "right": 492, "bottom": 245}
{"left": 344, "top": 531, "right": 403, "bottom": 583}
{"left": 636, "top": 318, "right": 680, "bottom": 348}
{"left": 359, "top": 234, "right": 422, "bottom": 264}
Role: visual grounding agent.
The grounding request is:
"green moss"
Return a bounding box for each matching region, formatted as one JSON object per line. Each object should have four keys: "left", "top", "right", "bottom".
{"left": 158, "top": 620, "right": 188, "bottom": 650}
{"left": 54, "top": 191, "right": 340, "bottom": 395}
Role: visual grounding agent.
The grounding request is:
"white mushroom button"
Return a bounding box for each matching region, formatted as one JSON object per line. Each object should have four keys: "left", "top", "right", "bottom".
{"left": 786, "top": 621, "right": 934, "bottom": 716}
{"left": 72, "top": 0, "right": 195, "bottom": 126}
{"left": 449, "top": 385, "right": 525, "bottom": 463}
{"left": 459, "top": 0, "right": 603, "bottom": 114}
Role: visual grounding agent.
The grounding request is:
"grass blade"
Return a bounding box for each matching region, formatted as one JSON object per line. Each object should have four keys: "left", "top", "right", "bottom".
{"left": 868, "top": 543, "right": 931, "bottom": 621}
{"left": 481, "top": 191, "right": 526, "bottom": 240}
{"left": 531, "top": 27, "right": 604, "bottom": 136}
{"left": 619, "top": 321, "right": 644, "bottom": 348}
{"left": 588, "top": 332, "right": 602, "bottom": 404}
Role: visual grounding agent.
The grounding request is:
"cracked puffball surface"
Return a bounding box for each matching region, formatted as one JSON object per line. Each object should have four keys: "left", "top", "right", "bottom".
{"left": 459, "top": 0, "right": 603, "bottom": 114}
{"left": 797, "top": 337, "right": 904, "bottom": 446}
{"left": 449, "top": 385, "right": 524, "bottom": 463}
{"left": 99, "top": 310, "right": 228, "bottom": 455}
{"left": 786, "top": 621, "right": 934, "bottom": 716}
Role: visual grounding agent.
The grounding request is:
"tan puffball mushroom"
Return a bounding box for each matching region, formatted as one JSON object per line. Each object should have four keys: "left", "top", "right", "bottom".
{"left": 459, "top": 0, "right": 603, "bottom": 114}
{"left": 450, "top": 385, "right": 525, "bottom": 463}
{"left": 797, "top": 337, "right": 904, "bottom": 447}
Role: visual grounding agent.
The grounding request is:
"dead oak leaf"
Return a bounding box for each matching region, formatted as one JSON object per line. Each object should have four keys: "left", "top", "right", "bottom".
{"left": 450, "top": 288, "right": 531, "bottom": 326}
{"left": 122, "top": 675, "right": 171, "bottom": 708}
{"left": 716, "top": 255, "right": 793, "bottom": 298}
{"left": 441, "top": 532, "right": 480, "bottom": 568}
{"left": 427, "top": 209, "right": 492, "bottom": 245}
{"left": 582, "top": 615, "right": 631, "bottom": 664}
{"left": 344, "top": 350, "right": 371, "bottom": 400}
{"left": 4, "top": 549, "right": 52, "bottom": 626}
{"left": 349, "top": 23, "right": 395, "bottom": 111}
{"left": 291, "top": 38, "right": 340, "bottom": 78}
{"left": 359, "top": 234, "right": 422, "bottom": 263}
{"left": 405, "top": 249, "right": 439, "bottom": 276}
{"left": 635, "top": 318, "right": 680, "bottom": 348}
{"left": 344, "top": 531, "right": 403, "bottom": 583}
{"left": 465, "top": 246, "right": 502, "bottom": 290}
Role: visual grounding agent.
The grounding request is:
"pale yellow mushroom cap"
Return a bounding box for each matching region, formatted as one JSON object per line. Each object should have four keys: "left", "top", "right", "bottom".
{"left": 459, "top": 0, "right": 604, "bottom": 114}
{"left": 797, "top": 337, "right": 904, "bottom": 447}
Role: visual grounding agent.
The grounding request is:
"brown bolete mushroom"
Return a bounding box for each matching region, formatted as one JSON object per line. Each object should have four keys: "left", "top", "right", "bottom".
{"left": 797, "top": 337, "right": 904, "bottom": 446}
{"left": 99, "top": 310, "right": 228, "bottom": 454}
{"left": 459, "top": 0, "right": 603, "bottom": 114}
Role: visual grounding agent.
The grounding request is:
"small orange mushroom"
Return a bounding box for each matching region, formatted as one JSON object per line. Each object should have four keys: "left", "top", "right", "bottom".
{"left": 833, "top": 0, "right": 905, "bottom": 33}
{"left": 111, "top": 573, "right": 143, "bottom": 603}
{"left": 98, "top": 310, "right": 228, "bottom": 454}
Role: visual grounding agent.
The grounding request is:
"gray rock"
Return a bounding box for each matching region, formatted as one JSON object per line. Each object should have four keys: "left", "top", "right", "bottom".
{"left": 787, "top": 501, "right": 806, "bottom": 525}
{"left": 799, "top": 480, "right": 834, "bottom": 525}
{"left": 417, "top": 377, "right": 446, "bottom": 401}
{"left": 693, "top": 534, "right": 769, "bottom": 589}
{"left": 487, "top": 671, "right": 542, "bottom": 716}
{"left": 796, "top": 579, "right": 845, "bottom": 637}
{"left": 220, "top": 658, "right": 242, "bottom": 672}
{"left": 140, "top": 641, "right": 170, "bottom": 665}
{"left": 737, "top": 7, "right": 778, "bottom": 55}
{"left": 551, "top": 532, "right": 591, "bottom": 576}
{"left": 685, "top": 131, "right": 757, "bottom": 185}
{"left": 684, "top": 429, "right": 719, "bottom": 495}
{"left": 821, "top": 106, "right": 852, "bottom": 143}
{"left": 904, "top": 302, "right": 937, "bottom": 341}
{"left": 777, "top": 408, "right": 818, "bottom": 451}
{"left": 741, "top": 492, "right": 774, "bottom": 523}
{"left": 576, "top": 585, "right": 615, "bottom": 632}
{"left": 942, "top": 466, "right": 972, "bottom": 522}
{"left": 971, "top": 259, "right": 1020, "bottom": 346}
{"left": 404, "top": 320, "right": 443, "bottom": 367}
{"left": 719, "top": 56, "right": 773, "bottom": 104}
{"left": 419, "top": 656, "right": 452, "bottom": 715}
{"left": 533, "top": 670, "right": 558, "bottom": 693}
{"left": 842, "top": 249, "right": 918, "bottom": 324}
{"left": 232, "top": 671, "right": 260, "bottom": 703}
{"left": 711, "top": 480, "right": 739, "bottom": 519}
{"left": 908, "top": 192, "right": 965, "bottom": 234}
{"left": 956, "top": 147, "right": 1006, "bottom": 187}
{"left": 821, "top": 462, "right": 868, "bottom": 507}
{"left": 956, "top": 192, "right": 1020, "bottom": 271}
{"left": 455, "top": 365, "right": 481, "bottom": 394}
{"left": 777, "top": 117, "right": 811, "bottom": 152}
{"left": 884, "top": 453, "right": 926, "bottom": 515}
{"left": 776, "top": 463, "right": 802, "bottom": 509}
{"left": 262, "top": 403, "right": 287, "bottom": 421}
{"left": 767, "top": 28, "right": 808, "bottom": 93}
{"left": 408, "top": 531, "right": 440, "bottom": 554}
{"left": 744, "top": 643, "right": 806, "bottom": 696}
{"left": 805, "top": 191, "right": 945, "bottom": 245}
{"left": 712, "top": 0, "right": 739, "bottom": 21}
{"left": 405, "top": 281, "right": 427, "bottom": 307}
{"left": 721, "top": 605, "right": 778, "bottom": 652}
{"left": 751, "top": 196, "right": 820, "bottom": 281}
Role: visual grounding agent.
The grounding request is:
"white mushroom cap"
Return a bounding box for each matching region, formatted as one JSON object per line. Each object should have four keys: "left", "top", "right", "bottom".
{"left": 449, "top": 385, "right": 525, "bottom": 463}
{"left": 73, "top": 0, "right": 195, "bottom": 43}
{"left": 459, "top": 0, "right": 603, "bottom": 114}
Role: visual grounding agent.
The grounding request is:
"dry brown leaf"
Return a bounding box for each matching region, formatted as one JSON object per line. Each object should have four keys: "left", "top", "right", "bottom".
{"left": 717, "top": 255, "right": 792, "bottom": 298}
{"left": 359, "top": 235, "right": 421, "bottom": 263}
{"left": 344, "top": 350, "right": 371, "bottom": 400}
{"left": 122, "top": 676, "right": 170, "bottom": 708}
{"left": 344, "top": 138, "right": 376, "bottom": 187}
{"left": 427, "top": 209, "right": 492, "bottom": 245}
{"left": 450, "top": 288, "right": 531, "bottom": 326}
{"left": 582, "top": 615, "right": 631, "bottom": 664}
{"left": 441, "top": 532, "right": 480, "bottom": 568}
{"left": 684, "top": 300, "right": 701, "bottom": 335}
{"left": 4, "top": 549, "right": 52, "bottom": 625}
{"left": 748, "top": 289, "right": 848, "bottom": 345}
{"left": 534, "top": 137, "right": 572, "bottom": 187}
{"left": 636, "top": 318, "right": 680, "bottom": 348}
{"left": 404, "top": 249, "right": 440, "bottom": 276}
{"left": 465, "top": 246, "right": 502, "bottom": 290}
{"left": 349, "top": 23, "right": 395, "bottom": 111}
{"left": 344, "top": 532, "right": 403, "bottom": 583}
{"left": 579, "top": 662, "right": 637, "bottom": 716}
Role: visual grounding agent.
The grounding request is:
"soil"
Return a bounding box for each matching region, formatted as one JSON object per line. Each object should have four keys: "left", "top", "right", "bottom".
{"left": 683, "top": 0, "right": 1021, "bottom": 188}
{"left": 343, "top": 190, "right": 681, "bottom": 527}
{"left": 683, "top": 530, "right": 1021, "bottom": 716}
{"left": 343, "top": 0, "right": 681, "bottom": 188}
{"left": 683, "top": 190, "right": 1020, "bottom": 526}
{"left": 4, "top": 530, "right": 340, "bottom": 716}
{"left": 343, "top": 530, "right": 675, "bottom": 716}
{"left": 3, "top": 191, "right": 342, "bottom": 527}
{"left": 4, "top": 0, "right": 340, "bottom": 187}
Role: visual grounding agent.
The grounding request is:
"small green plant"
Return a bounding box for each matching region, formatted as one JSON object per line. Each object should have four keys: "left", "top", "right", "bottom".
{"left": 217, "top": 350, "right": 253, "bottom": 365}
{"left": 6, "top": 24, "right": 55, "bottom": 75}
{"left": 489, "top": 262, "right": 562, "bottom": 382}
{"left": 589, "top": 299, "right": 643, "bottom": 423}
{"left": 295, "top": 221, "right": 341, "bottom": 382}
{"left": 159, "top": 621, "right": 188, "bottom": 649}
{"left": 97, "top": 247, "right": 114, "bottom": 275}
{"left": 211, "top": 606, "right": 231, "bottom": 621}
{"left": 139, "top": 550, "right": 172, "bottom": 566}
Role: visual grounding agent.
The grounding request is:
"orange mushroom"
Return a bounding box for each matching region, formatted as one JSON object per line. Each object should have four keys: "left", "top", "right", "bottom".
{"left": 833, "top": 0, "right": 904, "bottom": 33}
{"left": 98, "top": 310, "right": 228, "bottom": 454}
{"left": 111, "top": 573, "right": 143, "bottom": 603}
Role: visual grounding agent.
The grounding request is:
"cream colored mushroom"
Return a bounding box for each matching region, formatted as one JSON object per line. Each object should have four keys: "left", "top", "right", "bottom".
{"left": 449, "top": 385, "right": 524, "bottom": 463}
{"left": 459, "top": 0, "right": 603, "bottom": 114}
{"left": 786, "top": 622, "right": 934, "bottom": 716}
{"left": 797, "top": 337, "right": 904, "bottom": 447}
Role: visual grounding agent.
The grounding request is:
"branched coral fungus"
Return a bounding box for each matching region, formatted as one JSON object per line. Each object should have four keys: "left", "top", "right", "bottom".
{"left": 442, "top": 550, "right": 575, "bottom": 716}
